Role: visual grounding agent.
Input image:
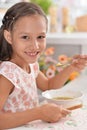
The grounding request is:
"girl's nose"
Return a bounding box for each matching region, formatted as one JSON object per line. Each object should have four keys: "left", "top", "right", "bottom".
{"left": 29, "top": 40, "right": 39, "bottom": 50}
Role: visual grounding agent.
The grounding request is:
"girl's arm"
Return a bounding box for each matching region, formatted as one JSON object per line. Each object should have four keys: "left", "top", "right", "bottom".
{"left": 0, "top": 103, "right": 70, "bottom": 129}
{"left": 0, "top": 107, "right": 40, "bottom": 129}
{"left": 36, "top": 65, "right": 75, "bottom": 91}
{"left": 37, "top": 55, "right": 87, "bottom": 91}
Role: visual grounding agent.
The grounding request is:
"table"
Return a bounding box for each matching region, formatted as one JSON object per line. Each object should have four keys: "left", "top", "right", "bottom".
{"left": 9, "top": 74, "right": 87, "bottom": 130}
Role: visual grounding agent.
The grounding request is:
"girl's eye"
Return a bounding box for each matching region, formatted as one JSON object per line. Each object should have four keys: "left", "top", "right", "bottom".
{"left": 22, "top": 36, "right": 29, "bottom": 40}
{"left": 38, "top": 35, "right": 45, "bottom": 39}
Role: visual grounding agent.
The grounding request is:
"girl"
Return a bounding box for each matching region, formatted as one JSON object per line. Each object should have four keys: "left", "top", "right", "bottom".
{"left": 0, "top": 2, "right": 87, "bottom": 129}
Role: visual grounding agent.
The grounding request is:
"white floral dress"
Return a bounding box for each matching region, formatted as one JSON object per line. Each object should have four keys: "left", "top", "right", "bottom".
{"left": 0, "top": 61, "right": 39, "bottom": 113}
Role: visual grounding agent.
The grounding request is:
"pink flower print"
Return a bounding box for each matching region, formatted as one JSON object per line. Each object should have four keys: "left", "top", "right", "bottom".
{"left": 8, "top": 73, "right": 14, "bottom": 79}
{"left": 22, "top": 94, "right": 28, "bottom": 100}
{"left": 18, "top": 91, "right": 23, "bottom": 99}
{"left": 33, "top": 101, "right": 38, "bottom": 107}
{"left": 4, "top": 65, "right": 10, "bottom": 73}
{"left": 27, "top": 83, "right": 31, "bottom": 88}
{"left": 31, "top": 77, "right": 34, "bottom": 82}
{"left": 12, "top": 97, "right": 17, "bottom": 104}
{"left": 14, "top": 102, "right": 19, "bottom": 107}
{"left": 6, "top": 102, "right": 11, "bottom": 108}
{"left": 24, "top": 101, "right": 30, "bottom": 106}
{"left": 16, "top": 79, "right": 20, "bottom": 84}
{"left": 22, "top": 77, "right": 28, "bottom": 83}
{"left": 18, "top": 93, "right": 21, "bottom": 99}
{"left": 20, "top": 89, "right": 25, "bottom": 95}
{"left": 33, "top": 64, "right": 38, "bottom": 71}
{"left": 33, "top": 63, "right": 39, "bottom": 77}
{"left": 29, "top": 96, "right": 33, "bottom": 101}
{"left": 4, "top": 69, "right": 8, "bottom": 73}
{"left": 11, "top": 64, "right": 16, "bottom": 70}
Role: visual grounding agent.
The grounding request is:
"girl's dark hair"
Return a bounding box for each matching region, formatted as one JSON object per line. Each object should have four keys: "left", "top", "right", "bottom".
{"left": 0, "top": 2, "right": 48, "bottom": 61}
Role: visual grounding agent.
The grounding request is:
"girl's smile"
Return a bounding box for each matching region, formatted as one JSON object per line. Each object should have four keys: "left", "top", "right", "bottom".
{"left": 24, "top": 51, "right": 40, "bottom": 57}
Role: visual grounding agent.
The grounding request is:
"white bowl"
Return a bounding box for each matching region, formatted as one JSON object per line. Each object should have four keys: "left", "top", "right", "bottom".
{"left": 42, "top": 89, "right": 83, "bottom": 110}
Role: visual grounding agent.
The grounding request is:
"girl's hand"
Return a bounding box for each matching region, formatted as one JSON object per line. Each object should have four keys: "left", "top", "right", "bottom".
{"left": 38, "top": 103, "right": 70, "bottom": 123}
{"left": 71, "top": 55, "right": 87, "bottom": 72}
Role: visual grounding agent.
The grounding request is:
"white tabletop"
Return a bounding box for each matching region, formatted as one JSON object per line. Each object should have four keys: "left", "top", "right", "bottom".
{"left": 9, "top": 74, "right": 87, "bottom": 130}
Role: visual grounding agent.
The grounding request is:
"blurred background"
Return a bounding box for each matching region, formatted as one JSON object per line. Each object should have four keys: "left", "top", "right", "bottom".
{"left": 0, "top": 0, "right": 87, "bottom": 33}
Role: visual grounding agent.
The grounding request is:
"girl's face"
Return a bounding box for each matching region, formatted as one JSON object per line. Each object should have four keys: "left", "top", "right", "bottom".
{"left": 8, "top": 15, "right": 47, "bottom": 64}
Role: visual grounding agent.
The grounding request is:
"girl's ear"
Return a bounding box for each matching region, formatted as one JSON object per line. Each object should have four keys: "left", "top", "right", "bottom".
{"left": 4, "top": 30, "right": 12, "bottom": 44}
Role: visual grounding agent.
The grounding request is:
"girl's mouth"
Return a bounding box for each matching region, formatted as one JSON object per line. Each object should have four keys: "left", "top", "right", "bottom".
{"left": 25, "top": 51, "right": 40, "bottom": 57}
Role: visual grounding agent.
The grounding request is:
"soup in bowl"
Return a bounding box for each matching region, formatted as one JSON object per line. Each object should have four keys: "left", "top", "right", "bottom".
{"left": 42, "top": 89, "right": 83, "bottom": 110}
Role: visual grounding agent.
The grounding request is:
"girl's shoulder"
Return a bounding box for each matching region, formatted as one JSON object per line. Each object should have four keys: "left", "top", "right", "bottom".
{"left": 0, "top": 61, "right": 17, "bottom": 73}
{"left": 0, "top": 60, "right": 14, "bottom": 67}
{"left": 0, "top": 61, "right": 19, "bottom": 86}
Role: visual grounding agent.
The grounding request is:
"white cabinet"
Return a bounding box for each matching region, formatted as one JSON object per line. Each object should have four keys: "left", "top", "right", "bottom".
{"left": 46, "top": 33, "right": 87, "bottom": 55}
